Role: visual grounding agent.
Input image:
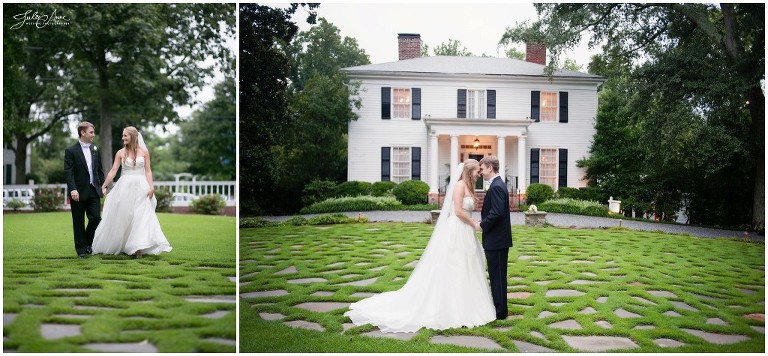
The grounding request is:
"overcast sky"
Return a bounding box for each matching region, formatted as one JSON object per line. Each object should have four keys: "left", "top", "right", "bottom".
{"left": 283, "top": 2, "right": 598, "bottom": 68}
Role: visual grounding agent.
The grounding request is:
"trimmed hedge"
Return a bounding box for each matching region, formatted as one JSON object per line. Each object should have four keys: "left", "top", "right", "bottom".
{"left": 538, "top": 198, "right": 609, "bottom": 217}
{"left": 393, "top": 180, "right": 429, "bottom": 205}
{"left": 239, "top": 214, "right": 370, "bottom": 228}
{"left": 31, "top": 187, "right": 65, "bottom": 212}
{"left": 302, "top": 179, "right": 337, "bottom": 206}
{"left": 526, "top": 183, "right": 554, "bottom": 205}
{"left": 300, "top": 195, "right": 402, "bottom": 214}
{"left": 371, "top": 181, "right": 397, "bottom": 197}
{"left": 189, "top": 195, "right": 226, "bottom": 215}
{"left": 333, "top": 181, "right": 372, "bottom": 198}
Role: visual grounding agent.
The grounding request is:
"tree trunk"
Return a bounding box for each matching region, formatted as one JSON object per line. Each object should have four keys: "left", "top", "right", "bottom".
{"left": 13, "top": 134, "right": 29, "bottom": 184}
{"left": 98, "top": 70, "right": 113, "bottom": 172}
{"left": 748, "top": 87, "right": 765, "bottom": 232}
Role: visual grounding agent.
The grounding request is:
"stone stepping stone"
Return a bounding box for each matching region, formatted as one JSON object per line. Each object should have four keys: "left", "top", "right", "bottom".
{"left": 537, "top": 311, "right": 556, "bottom": 319}
{"left": 369, "top": 266, "right": 386, "bottom": 271}
{"left": 294, "top": 302, "right": 350, "bottom": 313}
{"left": 342, "top": 274, "right": 362, "bottom": 278}
{"left": 311, "top": 291, "right": 334, "bottom": 297}
{"left": 321, "top": 270, "right": 344, "bottom": 274}
{"left": 545, "top": 289, "right": 584, "bottom": 297}
{"left": 512, "top": 340, "right": 556, "bottom": 353}
{"left": 342, "top": 323, "right": 355, "bottom": 332}
{"left": 654, "top": 338, "right": 685, "bottom": 347}
{"left": 664, "top": 311, "right": 682, "bottom": 317}
{"left": 84, "top": 341, "right": 158, "bottom": 353}
{"left": 737, "top": 288, "right": 757, "bottom": 294}
{"left": 602, "top": 268, "right": 619, "bottom": 272}
{"left": 534, "top": 280, "right": 553, "bottom": 285}
{"left": 579, "top": 307, "right": 597, "bottom": 315}
{"left": 203, "top": 337, "right": 236, "bottom": 346}
{"left": 690, "top": 293, "right": 719, "bottom": 301}
{"left": 596, "top": 297, "right": 608, "bottom": 303}
{"left": 509, "top": 284, "right": 527, "bottom": 289}
{"left": 632, "top": 297, "right": 656, "bottom": 305}
{"left": 648, "top": 290, "right": 677, "bottom": 298}
{"left": 328, "top": 262, "right": 344, "bottom": 267}
{"left": 681, "top": 328, "right": 749, "bottom": 344}
{"left": 530, "top": 331, "right": 547, "bottom": 340}
{"left": 670, "top": 301, "right": 698, "bottom": 311}
{"left": 706, "top": 318, "right": 729, "bottom": 326}
{"left": 363, "top": 330, "right": 416, "bottom": 341}
{"left": 241, "top": 271, "right": 259, "bottom": 278}
{"left": 315, "top": 226, "right": 332, "bottom": 230}
{"left": 3, "top": 313, "right": 18, "bottom": 326}
{"left": 396, "top": 251, "right": 410, "bottom": 256}
{"left": 548, "top": 319, "right": 582, "bottom": 330}
{"left": 283, "top": 320, "right": 325, "bottom": 331}
{"left": 569, "top": 279, "right": 603, "bottom": 285}
{"left": 241, "top": 290, "right": 289, "bottom": 298}
{"left": 40, "top": 324, "right": 81, "bottom": 340}
{"left": 750, "top": 326, "right": 764, "bottom": 334}
{"left": 354, "top": 262, "right": 370, "bottom": 266}
{"left": 201, "top": 310, "right": 230, "bottom": 319}
{"left": 742, "top": 313, "right": 765, "bottom": 321}
{"left": 633, "top": 325, "right": 655, "bottom": 330}
{"left": 570, "top": 260, "right": 594, "bottom": 264}
{"left": 288, "top": 278, "right": 327, "bottom": 284}
{"left": 274, "top": 266, "right": 298, "bottom": 275}
{"left": 430, "top": 335, "right": 504, "bottom": 350}
{"left": 511, "top": 304, "right": 533, "bottom": 309}
{"left": 405, "top": 260, "right": 418, "bottom": 268}
{"left": 508, "top": 292, "right": 533, "bottom": 299}
{"left": 393, "top": 277, "right": 404, "bottom": 281}
{"left": 562, "top": 336, "right": 639, "bottom": 351}
{"left": 595, "top": 320, "right": 612, "bottom": 328}
{"left": 518, "top": 255, "right": 535, "bottom": 260}
{"left": 510, "top": 276, "right": 524, "bottom": 281}
{"left": 73, "top": 305, "right": 115, "bottom": 311}
{"left": 582, "top": 272, "right": 597, "bottom": 277}
{"left": 259, "top": 312, "right": 285, "bottom": 320}
{"left": 494, "top": 326, "right": 512, "bottom": 332}
{"left": 614, "top": 308, "right": 642, "bottom": 318}
{"left": 54, "top": 314, "right": 92, "bottom": 319}
{"left": 627, "top": 282, "right": 645, "bottom": 286}
{"left": 336, "top": 277, "right": 378, "bottom": 287}
{"left": 185, "top": 295, "right": 236, "bottom": 304}
{"left": 351, "top": 292, "right": 376, "bottom": 298}
{"left": 53, "top": 288, "right": 100, "bottom": 292}
{"left": 228, "top": 277, "right": 237, "bottom": 283}
{"left": 550, "top": 302, "right": 567, "bottom": 307}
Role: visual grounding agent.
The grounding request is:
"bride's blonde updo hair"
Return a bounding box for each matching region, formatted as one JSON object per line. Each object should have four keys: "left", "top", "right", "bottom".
{"left": 123, "top": 126, "right": 140, "bottom": 160}
{"left": 460, "top": 159, "right": 479, "bottom": 204}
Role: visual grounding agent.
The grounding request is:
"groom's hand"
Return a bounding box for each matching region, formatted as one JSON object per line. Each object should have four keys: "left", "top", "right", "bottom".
{"left": 71, "top": 190, "right": 79, "bottom": 202}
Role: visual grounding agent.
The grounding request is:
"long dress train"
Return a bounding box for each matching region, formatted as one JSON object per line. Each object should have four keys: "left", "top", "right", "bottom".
{"left": 344, "top": 196, "right": 495, "bottom": 332}
{"left": 92, "top": 157, "right": 172, "bottom": 255}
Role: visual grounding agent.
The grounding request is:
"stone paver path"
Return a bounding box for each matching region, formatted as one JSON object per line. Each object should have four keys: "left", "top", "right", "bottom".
{"left": 430, "top": 335, "right": 504, "bottom": 350}
{"left": 84, "top": 341, "right": 159, "bottom": 353}
{"left": 562, "top": 336, "right": 639, "bottom": 351}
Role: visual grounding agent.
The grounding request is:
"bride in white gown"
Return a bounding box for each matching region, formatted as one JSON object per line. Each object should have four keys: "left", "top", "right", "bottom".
{"left": 92, "top": 126, "right": 172, "bottom": 258}
{"left": 344, "top": 159, "right": 495, "bottom": 333}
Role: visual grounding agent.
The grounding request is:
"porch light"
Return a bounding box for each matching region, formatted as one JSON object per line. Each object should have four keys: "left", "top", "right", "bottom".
{"left": 474, "top": 137, "right": 480, "bottom": 150}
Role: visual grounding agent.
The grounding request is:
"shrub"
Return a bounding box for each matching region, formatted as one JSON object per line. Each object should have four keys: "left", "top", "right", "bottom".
{"left": 305, "top": 213, "right": 369, "bottom": 225}
{"left": 302, "top": 179, "right": 337, "bottom": 206}
{"left": 6, "top": 200, "right": 26, "bottom": 211}
{"left": 31, "top": 187, "right": 65, "bottom": 212}
{"left": 554, "top": 187, "right": 579, "bottom": 199}
{"left": 154, "top": 187, "right": 173, "bottom": 213}
{"left": 556, "top": 186, "right": 607, "bottom": 203}
{"left": 300, "top": 195, "right": 402, "bottom": 214}
{"left": 283, "top": 215, "right": 307, "bottom": 226}
{"left": 526, "top": 183, "right": 554, "bottom": 205}
{"left": 333, "top": 181, "right": 372, "bottom": 198}
{"left": 393, "top": 180, "right": 429, "bottom": 205}
{"left": 371, "top": 181, "right": 397, "bottom": 197}
{"left": 189, "top": 194, "right": 225, "bottom": 215}
{"left": 240, "top": 217, "right": 278, "bottom": 228}
{"left": 538, "top": 198, "right": 609, "bottom": 217}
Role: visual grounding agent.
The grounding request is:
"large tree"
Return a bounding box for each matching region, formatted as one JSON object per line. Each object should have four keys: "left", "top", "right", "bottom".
{"left": 502, "top": 3, "right": 764, "bottom": 230}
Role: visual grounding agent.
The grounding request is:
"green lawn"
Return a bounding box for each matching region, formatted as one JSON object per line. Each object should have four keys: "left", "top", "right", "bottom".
{"left": 240, "top": 223, "right": 764, "bottom": 353}
{"left": 3, "top": 212, "right": 236, "bottom": 352}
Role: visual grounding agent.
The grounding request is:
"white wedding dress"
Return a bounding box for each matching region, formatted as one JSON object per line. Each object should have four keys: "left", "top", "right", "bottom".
{"left": 92, "top": 157, "right": 172, "bottom": 256}
{"left": 344, "top": 196, "right": 496, "bottom": 333}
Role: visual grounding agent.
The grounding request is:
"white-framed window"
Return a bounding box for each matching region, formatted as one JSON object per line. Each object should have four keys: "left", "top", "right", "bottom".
{"left": 467, "top": 89, "right": 486, "bottom": 119}
{"left": 540, "top": 92, "right": 558, "bottom": 122}
{"left": 391, "top": 147, "right": 411, "bottom": 183}
{"left": 392, "top": 88, "right": 411, "bottom": 119}
{"left": 540, "top": 148, "right": 558, "bottom": 188}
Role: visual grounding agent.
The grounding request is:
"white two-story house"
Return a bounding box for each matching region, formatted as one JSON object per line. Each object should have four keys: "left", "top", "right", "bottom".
{"left": 343, "top": 34, "right": 605, "bottom": 205}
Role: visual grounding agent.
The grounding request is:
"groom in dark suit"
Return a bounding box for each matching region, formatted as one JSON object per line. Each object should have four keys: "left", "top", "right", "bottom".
{"left": 64, "top": 121, "right": 105, "bottom": 259}
{"left": 478, "top": 156, "right": 512, "bottom": 320}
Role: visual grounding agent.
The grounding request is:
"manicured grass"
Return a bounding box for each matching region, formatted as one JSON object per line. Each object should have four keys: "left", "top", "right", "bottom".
{"left": 3, "top": 212, "right": 236, "bottom": 352}
{"left": 240, "top": 223, "right": 764, "bottom": 353}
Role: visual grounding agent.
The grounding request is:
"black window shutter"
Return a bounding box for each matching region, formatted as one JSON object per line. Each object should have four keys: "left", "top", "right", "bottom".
{"left": 381, "top": 87, "right": 391, "bottom": 119}
{"left": 531, "top": 91, "right": 540, "bottom": 122}
{"left": 558, "top": 148, "right": 568, "bottom": 188}
{"left": 457, "top": 89, "right": 466, "bottom": 118}
{"left": 411, "top": 88, "right": 421, "bottom": 120}
{"left": 487, "top": 90, "right": 496, "bottom": 119}
{"left": 559, "top": 91, "right": 568, "bottom": 123}
{"left": 530, "top": 148, "right": 540, "bottom": 184}
{"left": 381, "top": 147, "right": 390, "bottom": 181}
{"left": 411, "top": 147, "right": 421, "bottom": 180}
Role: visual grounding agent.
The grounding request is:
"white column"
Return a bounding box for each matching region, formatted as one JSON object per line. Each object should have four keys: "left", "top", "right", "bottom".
{"left": 450, "top": 135, "right": 459, "bottom": 177}
{"left": 429, "top": 133, "right": 439, "bottom": 193}
{"left": 517, "top": 135, "right": 527, "bottom": 192}
{"left": 497, "top": 136, "right": 506, "bottom": 182}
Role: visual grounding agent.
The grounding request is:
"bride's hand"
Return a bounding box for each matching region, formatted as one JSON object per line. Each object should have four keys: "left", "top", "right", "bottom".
{"left": 147, "top": 189, "right": 154, "bottom": 199}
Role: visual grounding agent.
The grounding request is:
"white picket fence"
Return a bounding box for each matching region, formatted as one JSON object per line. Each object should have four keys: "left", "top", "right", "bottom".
{"left": 3, "top": 181, "right": 236, "bottom": 210}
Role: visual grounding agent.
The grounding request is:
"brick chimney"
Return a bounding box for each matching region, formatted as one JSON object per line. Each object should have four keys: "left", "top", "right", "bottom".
{"left": 398, "top": 33, "right": 421, "bottom": 60}
{"left": 526, "top": 42, "right": 546, "bottom": 65}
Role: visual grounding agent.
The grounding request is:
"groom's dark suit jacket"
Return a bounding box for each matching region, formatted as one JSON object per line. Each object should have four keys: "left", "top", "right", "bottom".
{"left": 480, "top": 176, "right": 513, "bottom": 250}
{"left": 64, "top": 143, "right": 105, "bottom": 199}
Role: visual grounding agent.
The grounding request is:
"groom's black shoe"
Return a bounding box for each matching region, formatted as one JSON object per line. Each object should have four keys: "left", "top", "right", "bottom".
{"left": 86, "top": 247, "right": 93, "bottom": 255}
{"left": 78, "top": 253, "right": 88, "bottom": 259}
